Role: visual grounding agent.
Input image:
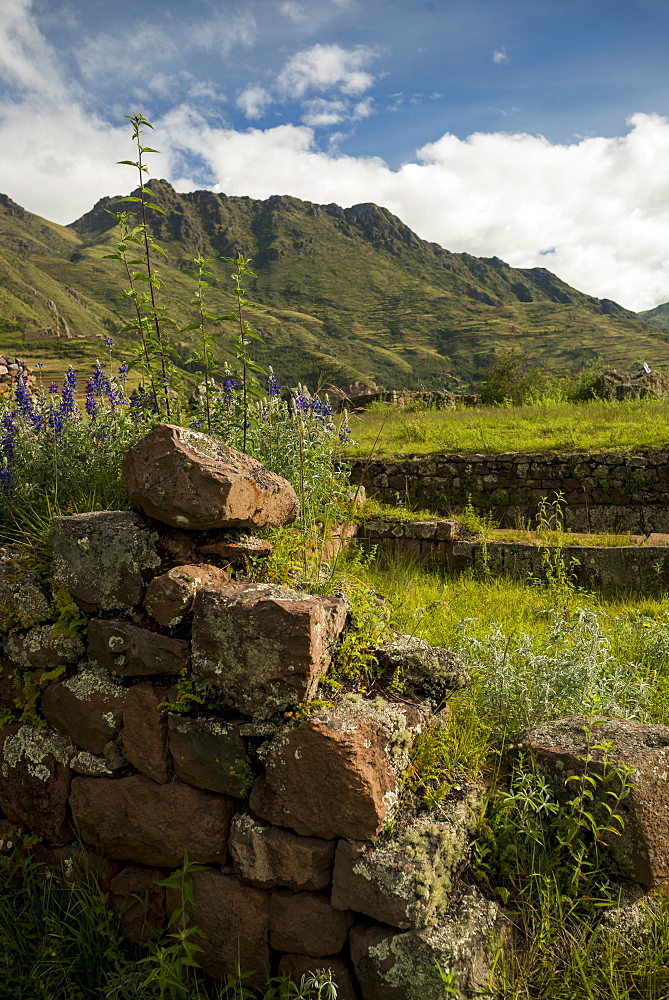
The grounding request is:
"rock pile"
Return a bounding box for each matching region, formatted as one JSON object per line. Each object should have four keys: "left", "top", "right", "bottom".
{"left": 0, "top": 424, "right": 568, "bottom": 998}
{"left": 0, "top": 355, "right": 34, "bottom": 395}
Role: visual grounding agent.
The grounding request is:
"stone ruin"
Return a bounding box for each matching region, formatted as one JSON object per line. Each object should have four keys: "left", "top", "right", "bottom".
{"left": 0, "top": 422, "right": 668, "bottom": 998}
{"left": 0, "top": 355, "right": 34, "bottom": 396}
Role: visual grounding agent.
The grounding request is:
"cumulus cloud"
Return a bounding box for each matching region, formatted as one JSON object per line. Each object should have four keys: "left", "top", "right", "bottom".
{"left": 493, "top": 48, "right": 509, "bottom": 64}
{"left": 277, "top": 43, "right": 376, "bottom": 98}
{"left": 237, "top": 85, "right": 271, "bottom": 120}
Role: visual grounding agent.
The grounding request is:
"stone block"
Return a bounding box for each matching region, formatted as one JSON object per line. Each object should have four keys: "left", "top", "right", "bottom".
{"left": 168, "top": 715, "right": 252, "bottom": 797}
{"left": 513, "top": 715, "right": 669, "bottom": 885}
{"left": 191, "top": 583, "right": 347, "bottom": 717}
{"left": 166, "top": 868, "right": 270, "bottom": 987}
{"left": 41, "top": 666, "right": 126, "bottom": 754}
{"left": 69, "top": 774, "right": 233, "bottom": 866}
{"left": 197, "top": 532, "right": 273, "bottom": 566}
{"left": 229, "top": 813, "right": 336, "bottom": 891}
{"left": 50, "top": 511, "right": 160, "bottom": 612}
{"left": 121, "top": 423, "right": 299, "bottom": 530}
{"left": 4, "top": 625, "right": 84, "bottom": 670}
{"left": 270, "top": 889, "right": 353, "bottom": 957}
{"left": 249, "top": 696, "right": 427, "bottom": 840}
{"left": 350, "top": 886, "right": 511, "bottom": 1000}
{"left": 0, "top": 724, "right": 72, "bottom": 843}
{"left": 143, "top": 563, "right": 230, "bottom": 627}
{"left": 109, "top": 864, "right": 168, "bottom": 944}
{"left": 88, "top": 619, "right": 190, "bottom": 677}
{"left": 121, "top": 682, "right": 172, "bottom": 783}
{"left": 373, "top": 634, "right": 469, "bottom": 705}
{"left": 33, "top": 843, "right": 120, "bottom": 894}
{"left": 0, "top": 545, "right": 51, "bottom": 625}
{"left": 332, "top": 788, "right": 482, "bottom": 929}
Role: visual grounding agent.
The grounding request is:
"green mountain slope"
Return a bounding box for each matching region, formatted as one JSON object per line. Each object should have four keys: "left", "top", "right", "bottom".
{"left": 0, "top": 183, "right": 667, "bottom": 388}
{"left": 639, "top": 302, "right": 669, "bottom": 333}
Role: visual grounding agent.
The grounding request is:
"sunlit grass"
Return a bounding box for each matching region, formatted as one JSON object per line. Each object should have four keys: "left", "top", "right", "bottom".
{"left": 349, "top": 397, "right": 669, "bottom": 457}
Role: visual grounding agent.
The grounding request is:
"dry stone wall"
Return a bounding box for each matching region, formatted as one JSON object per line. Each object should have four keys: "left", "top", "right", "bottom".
{"left": 351, "top": 450, "right": 669, "bottom": 533}
{"left": 0, "top": 424, "right": 508, "bottom": 1000}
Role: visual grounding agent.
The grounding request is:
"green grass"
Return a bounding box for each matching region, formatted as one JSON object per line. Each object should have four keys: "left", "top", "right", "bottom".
{"left": 349, "top": 397, "right": 669, "bottom": 456}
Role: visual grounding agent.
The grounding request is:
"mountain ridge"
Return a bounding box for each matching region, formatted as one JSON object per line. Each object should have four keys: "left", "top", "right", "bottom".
{"left": 0, "top": 180, "right": 667, "bottom": 388}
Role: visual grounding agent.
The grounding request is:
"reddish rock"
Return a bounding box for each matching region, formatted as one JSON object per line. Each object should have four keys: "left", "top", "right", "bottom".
{"left": 229, "top": 813, "right": 336, "bottom": 891}
{"left": 109, "top": 864, "right": 168, "bottom": 944}
{"left": 250, "top": 697, "right": 427, "bottom": 840}
{"left": 88, "top": 619, "right": 190, "bottom": 677}
{"left": 41, "top": 666, "right": 126, "bottom": 754}
{"left": 144, "top": 564, "right": 230, "bottom": 627}
{"left": 514, "top": 715, "right": 669, "bottom": 885}
{"left": 270, "top": 889, "right": 353, "bottom": 957}
{"left": 122, "top": 682, "right": 172, "bottom": 783}
{"left": 332, "top": 788, "right": 482, "bottom": 929}
{"left": 121, "top": 423, "right": 300, "bottom": 530}
{"left": 350, "top": 886, "right": 512, "bottom": 1000}
{"left": 191, "top": 583, "right": 348, "bottom": 717}
{"left": 197, "top": 532, "right": 273, "bottom": 566}
{"left": 69, "top": 774, "right": 233, "bottom": 866}
{"left": 4, "top": 625, "right": 84, "bottom": 671}
{"left": 0, "top": 724, "right": 72, "bottom": 844}
{"left": 50, "top": 511, "right": 160, "bottom": 612}
{"left": 165, "top": 868, "right": 270, "bottom": 987}
{"left": 278, "top": 954, "right": 357, "bottom": 1000}
{"left": 168, "top": 715, "right": 252, "bottom": 797}
{"left": 372, "top": 635, "right": 469, "bottom": 706}
{"left": 0, "top": 545, "right": 51, "bottom": 625}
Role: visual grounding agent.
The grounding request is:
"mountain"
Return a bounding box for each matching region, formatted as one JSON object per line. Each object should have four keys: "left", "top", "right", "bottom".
{"left": 0, "top": 181, "right": 668, "bottom": 389}
{"left": 639, "top": 302, "right": 669, "bottom": 333}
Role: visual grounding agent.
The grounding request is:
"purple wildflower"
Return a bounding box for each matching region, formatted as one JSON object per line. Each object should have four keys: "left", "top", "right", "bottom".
{"left": 266, "top": 367, "right": 280, "bottom": 397}
{"left": 103, "top": 337, "right": 115, "bottom": 349}
{"left": 49, "top": 382, "right": 59, "bottom": 394}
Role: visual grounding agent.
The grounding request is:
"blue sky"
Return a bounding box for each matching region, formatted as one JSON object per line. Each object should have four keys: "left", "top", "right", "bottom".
{"left": 2, "top": 0, "right": 669, "bottom": 309}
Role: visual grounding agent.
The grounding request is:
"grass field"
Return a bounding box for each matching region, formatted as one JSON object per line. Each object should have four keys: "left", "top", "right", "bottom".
{"left": 349, "top": 397, "right": 669, "bottom": 456}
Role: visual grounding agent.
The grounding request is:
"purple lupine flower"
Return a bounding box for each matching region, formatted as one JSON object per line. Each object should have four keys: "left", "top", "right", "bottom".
{"left": 103, "top": 337, "right": 115, "bottom": 349}
{"left": 1, "top": 412, "right": 17, "bottom": 461}
{"left": 48, "top": 408, "right": 64, "bottom": 435}
{"left": 85, "top": 395, "right": 98, "bottom": 419}
{"left": 59, "top": 366, "right": 77, "bottom": 418}
{"left": 0, "top": 463, "right": 12, "bottom": 497}
{"left": 322, "top": 394, "right": 334, "bottom": 431}
{"left": 223, "top": 370, "right": 236, "bottom": 395}
{"left": 339, "top": 412, "right": 352, "bottom": 444}
{"left": 49, "top": 381, "right": 59, "bottom": 394}
{"left": 266, "top": 367, "right": 280, "bottom": 397}
{"left": 190, "top": 419, "right": 204, "bottom": 429}
{"left": 117, "top": 363, "right": 129, "bottom": 382}
{"left": 14, "top": 372, "right": 33, "bottom": 417}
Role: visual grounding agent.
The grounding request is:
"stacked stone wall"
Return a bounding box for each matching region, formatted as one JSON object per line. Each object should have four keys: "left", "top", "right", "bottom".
{"left": 351, "top": 450, "right": 669, "bottom": 533}
{"left": 0, "top": 424, "right": 507, "bottom": 1000}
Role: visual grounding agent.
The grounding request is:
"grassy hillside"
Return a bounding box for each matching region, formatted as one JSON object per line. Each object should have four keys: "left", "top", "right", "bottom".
{"left": 639, "top": 301, "right": 669, "bottom": 333}
{"left": 1, "top": 184, "right": 668, "bottom": 388}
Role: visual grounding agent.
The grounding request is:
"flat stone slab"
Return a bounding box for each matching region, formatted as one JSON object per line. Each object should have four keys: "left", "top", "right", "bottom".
{"left": 229, "top": 813, "right": 336, "bottom": 891}
{"left": 88, "top": 619, "right": 190, "bottom": 677}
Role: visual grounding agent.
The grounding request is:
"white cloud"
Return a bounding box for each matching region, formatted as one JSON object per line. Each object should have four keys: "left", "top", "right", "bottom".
{"left": 277, "top": 43, "right": 377, "bottom": 98}
{"left": 300, "top": 98, "right": 347, "bottom": 127}
{"left": 237, "top": 85, "right": 271, "bottom": 120}
{"left": 493, "top": 48, "right": 509, "bottom": 64}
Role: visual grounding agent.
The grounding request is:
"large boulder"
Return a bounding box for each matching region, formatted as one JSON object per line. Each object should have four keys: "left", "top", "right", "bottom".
{"left": 69, "top": 774, "right": 233, "bottom": 866}
{"left": 229, "top": 813, "right": 336, "bottom": 891}
{"left": 191, "top": 582, "right": 347, "bottom": 718}
{"left": 350, "top": 886, "right": 511, "bottom": 1000}
{"left": 249, "top": 696, "right": 428, "bottom": 840}
{"left": 0, "top": 724, "right": 72, "bottom": 843}
{"left": 332, "top": 786, "right": 482, "bottom": 929}
{"left": 50, "top": 511, "right": 160, "bottom": 612}
{"left": 121, "top": 423, "right": 299, "bottom": 530}
{"left": 513, "top": 715, "right": 669, "bottom": 885}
